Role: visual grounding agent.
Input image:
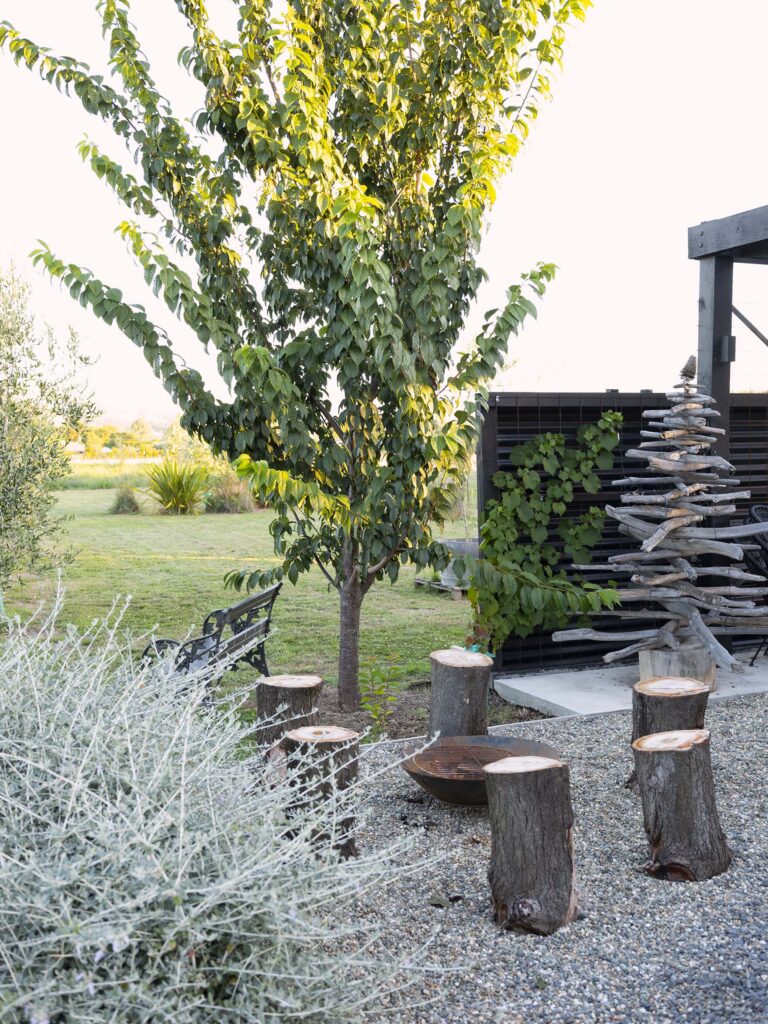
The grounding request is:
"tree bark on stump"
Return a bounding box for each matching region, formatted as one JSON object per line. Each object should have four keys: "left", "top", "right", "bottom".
{"left": 255, "top": 674, "right": 323, "bottom": 746}
{"left": 632, "top": 677, "right": 710, "bottom": 742}
{"left": 283, "top": 725, "right": 360, "bottom": 858}
{"left": 428, "top": 649, "right": 493, "bottom": 738}
{"left": 484, "top": 755, "right": 578, "bottom": 935}
{"left": 632, "top": 729, "right": 731, "bottom": 881}
{"left": 639, "top": 645, "right": 716, "bottom": 691}
{"left": 626, "top": 676, "right": 710, "bottom": 787}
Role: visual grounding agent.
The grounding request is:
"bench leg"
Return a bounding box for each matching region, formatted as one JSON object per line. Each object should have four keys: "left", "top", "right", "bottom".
{"left": 243, "top": 643, "right": 269, "bottom": 677}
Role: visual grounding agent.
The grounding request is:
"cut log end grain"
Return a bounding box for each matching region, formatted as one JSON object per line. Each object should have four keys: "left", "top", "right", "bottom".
{"left": 632, "top": 728, "right": 709, "bottom": 752}
{"left": 285, "top": 725, "right": 358, "bottom": 744}
{"left": 263, "top": 674, "right": 323, "bottom": 689}
{"left": 634, "top": 677, "right": 710, "bottom": 698}
{"left": 430, "top": 648, "right": 494, "bottom": 669}
{"left": 638, "top": 647, "right": 716, "bottom": 691}
{"left": 484, "top": 755, "right": 564, "bottom": 774}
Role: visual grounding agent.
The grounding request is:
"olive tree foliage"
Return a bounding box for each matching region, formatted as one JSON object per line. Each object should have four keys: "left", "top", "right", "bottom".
{"left": 0, "top": 0, "right": 590, "bottom": 705}
{"left": 0, "top": 269, "right": 95, "bottom": 614}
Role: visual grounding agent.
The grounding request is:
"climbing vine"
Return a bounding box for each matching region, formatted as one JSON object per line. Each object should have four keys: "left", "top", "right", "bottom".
{"left": 469, "top": 411, "right": 623, "bottom": 650}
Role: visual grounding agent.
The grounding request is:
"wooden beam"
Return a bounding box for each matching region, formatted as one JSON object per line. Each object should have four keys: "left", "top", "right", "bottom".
{"left": 688, "top": 204, "right": 768, "bottom": 259}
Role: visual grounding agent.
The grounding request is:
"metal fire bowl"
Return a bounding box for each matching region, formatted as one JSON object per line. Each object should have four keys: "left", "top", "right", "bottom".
{"left": 402, "top": 734, "right": 562, "bottom": 806}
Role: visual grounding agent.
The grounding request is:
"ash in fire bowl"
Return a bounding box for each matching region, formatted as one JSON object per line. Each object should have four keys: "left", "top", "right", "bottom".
{"left": 402, "top": 734, "right": 562, "bottom": 805}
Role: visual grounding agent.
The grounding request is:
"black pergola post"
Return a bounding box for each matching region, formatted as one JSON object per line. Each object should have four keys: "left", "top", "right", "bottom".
{"left": 695, "top": 255, "right": 733, "bottom": 459}
{"left": 689, "top": 203, "right": 768, "bottom": 461}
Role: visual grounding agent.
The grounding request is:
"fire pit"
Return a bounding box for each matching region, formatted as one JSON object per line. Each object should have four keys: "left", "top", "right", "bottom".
{"left": 402, "top": 734, "right": 563, "bottom": 806}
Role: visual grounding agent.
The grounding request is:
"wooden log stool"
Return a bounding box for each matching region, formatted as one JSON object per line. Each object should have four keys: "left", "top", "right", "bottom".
{"left": 626, "top": 676, "right": 710, "bottom": 787}
{"left": 633, "top": 677, "right": 710, "bottom": 741}
{"left": 283, "top": 725, "right": 360, "bottom": 858}
{"left": 639, "top": 647, "right": 716, "bottom": 692}
{"left": 255, "top": 674, "right": 323, "bottom": 746}
{"left": 484, "top": 755, "right": 579, "bottom": 935}
{"left": 632, "top": 728, "right": 731, "bottom": 881}
{"left": 428, "top": 648, "right": 493, "bottom": 738}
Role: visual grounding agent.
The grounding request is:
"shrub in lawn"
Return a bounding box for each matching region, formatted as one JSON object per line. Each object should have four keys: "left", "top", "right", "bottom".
{"left": 145, "top": 458, "right": 208, "bottom": 514}
{"left": 204, "top": 471, "right": 257, "bottom": 514}
{"left": 0, "top": 601, "right": 414, "bottom": 1022}
{"left": 109, "top": 484, "right": 141, "bottom": 514}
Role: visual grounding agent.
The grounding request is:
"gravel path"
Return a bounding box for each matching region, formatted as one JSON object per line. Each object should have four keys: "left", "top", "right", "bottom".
{"left": 358, "top": 694, "right": 768, "bottom": 1024}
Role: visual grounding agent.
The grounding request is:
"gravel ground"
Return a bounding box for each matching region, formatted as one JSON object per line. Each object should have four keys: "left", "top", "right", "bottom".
{"left": 357, "top": 694, "right": 768, "bottom": 1024}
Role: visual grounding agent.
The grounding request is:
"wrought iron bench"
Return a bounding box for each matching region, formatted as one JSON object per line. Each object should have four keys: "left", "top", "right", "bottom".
{"left": 142, "top": 583, "right": 281, "bottom": 679}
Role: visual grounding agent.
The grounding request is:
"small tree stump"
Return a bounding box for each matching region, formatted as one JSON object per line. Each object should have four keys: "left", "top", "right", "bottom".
{"left": 632, "top": 677, "right": 710, "bottom": 742}
{"left": 255, "top": 674, "right": 323, "bottom": 745}
{"left": 632, "top": 729, "right": 731, "bottom": 881}
{"left": 639, "top": 645, "right": 716, "bottom": 691}
{"left": 627, "top": 676, "right": 710, "bottom": 787}
{"left": 283, "top": 725, "right": 360, "bottom": 858}
{"left": 484, "top": 755, "right": 578, "bottom": 935}
{"left": 428, "top": 648, "right": 493, "bottom": 738}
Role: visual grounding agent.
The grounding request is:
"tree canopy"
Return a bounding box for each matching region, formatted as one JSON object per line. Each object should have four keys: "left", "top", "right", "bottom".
{"left": 1, "top": 0, "right": 591, "bottom": 703}
{"left": 0, "top": 269, "right": 95, "bottom": 609}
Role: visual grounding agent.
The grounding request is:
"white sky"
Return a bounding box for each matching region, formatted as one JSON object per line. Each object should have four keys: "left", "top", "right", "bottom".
{"left": 2, "top": 0, "right": 768, "bottom": 426}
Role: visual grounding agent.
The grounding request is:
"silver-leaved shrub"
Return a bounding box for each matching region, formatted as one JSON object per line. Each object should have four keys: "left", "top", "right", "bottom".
{"left": 0, "top": 601, "right": 409, "bottom": 1022}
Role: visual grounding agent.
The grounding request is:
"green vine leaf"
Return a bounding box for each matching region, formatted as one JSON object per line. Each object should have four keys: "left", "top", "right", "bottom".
{"left": 470, "top": 411, "right": 622, "bottom": 650}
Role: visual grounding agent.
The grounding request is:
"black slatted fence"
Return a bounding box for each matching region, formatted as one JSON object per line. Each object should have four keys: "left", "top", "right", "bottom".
{"left": 477, "top": 391, "right": 768, "bottom": 674}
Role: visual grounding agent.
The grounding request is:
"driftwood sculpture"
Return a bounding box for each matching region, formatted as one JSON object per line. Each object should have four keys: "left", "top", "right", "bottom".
{"left": 553, "top": 357, "right": 768, "bottom": 673}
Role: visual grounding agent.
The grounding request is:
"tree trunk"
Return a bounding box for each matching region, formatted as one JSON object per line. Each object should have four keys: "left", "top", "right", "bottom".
{"left": 632, "top": 729, "right": 731, "bottom": 881}
{"left": 255, "top": 674, "right": 323, "bottom": 746}
{"left": 283, "top": 725, "right": 360, "bottom": 859}
{"left": 626, "top": 675, "right": 711, "bottom": 787}
{"left": 337, "top": 573, "right": 363, "bottom": 709}
{"left": 484, "top": 755, "right": 579, "bottom": 935}
{"left": 639, "top": 644, "right": 716, "bottom": 691}
{"left": 428, "top": 648, "right": 493, "bottom": 738}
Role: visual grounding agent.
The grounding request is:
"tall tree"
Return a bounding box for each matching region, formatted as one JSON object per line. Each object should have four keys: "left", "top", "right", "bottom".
{"left": 0, "top": 269, "right": 96, "bottom": 615}
{"left": 1, "top": 0, "right": 591, "bottom": 705}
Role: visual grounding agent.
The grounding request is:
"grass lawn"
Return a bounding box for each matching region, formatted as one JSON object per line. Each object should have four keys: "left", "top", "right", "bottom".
{"left": 5, "top": 489, "right": 476, "bottom": 689}
{"left": 57, "top": 463, "right": 150, "bottom": 489}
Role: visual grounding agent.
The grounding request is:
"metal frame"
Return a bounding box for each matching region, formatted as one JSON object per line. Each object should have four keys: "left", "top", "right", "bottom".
{"left": 689, "top": 204, "right": 768, "bottom": 459}
{"left": 142, "top": 582, "right": 282, "bottom": 680}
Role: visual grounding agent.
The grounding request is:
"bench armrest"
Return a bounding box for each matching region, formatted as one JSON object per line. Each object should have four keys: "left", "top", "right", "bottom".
{"left": 141, "top": 638, "right": 181, "bottom": 662}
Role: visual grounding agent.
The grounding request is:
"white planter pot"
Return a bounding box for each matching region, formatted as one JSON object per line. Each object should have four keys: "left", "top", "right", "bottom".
{"left": 440, "top": 539, "right": 480, "bottom": 587}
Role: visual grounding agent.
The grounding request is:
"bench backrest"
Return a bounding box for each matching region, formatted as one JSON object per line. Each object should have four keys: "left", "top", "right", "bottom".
{"left": 214, "top": 616, "right": 271, "bottom": 666}
{"left": 202, "top": 582, "right": 282, "bottom": 638}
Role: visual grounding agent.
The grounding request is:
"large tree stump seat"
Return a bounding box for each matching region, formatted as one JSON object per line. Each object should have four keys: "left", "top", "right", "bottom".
{"left": 484, "top": 754, "right": 579, "bottom": 934}
{"left": 632, "top": 728, "right": 731, "bottom": 881}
